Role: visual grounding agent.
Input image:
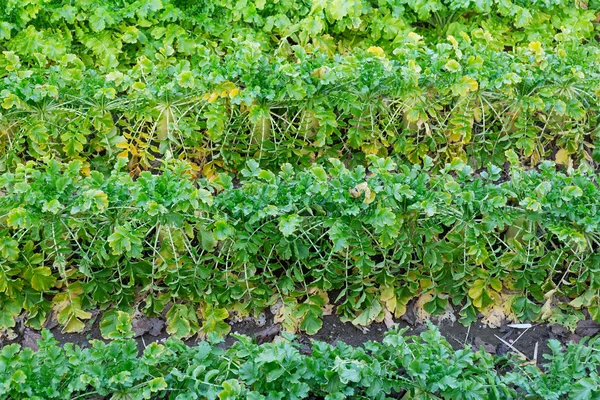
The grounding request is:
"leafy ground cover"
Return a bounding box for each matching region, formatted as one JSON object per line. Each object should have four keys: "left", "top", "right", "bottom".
{"left": 1, "top": 0, "right": 599, "bottom": 174}
{"left": 1, "top": 156, "right": 599, "bottom": 337}
{"left": 2, "top": 323, "right": 600, "bottom": 399}
{"left": 1, "top": 0, "right": 600, "bottom": 397}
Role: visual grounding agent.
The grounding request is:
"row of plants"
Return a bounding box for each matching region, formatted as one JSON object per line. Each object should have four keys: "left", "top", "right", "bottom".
{"left": 4, "top": 0, "right": 598, "bottom": 50}
{"left": 0, "top": 154, "right": 598, "bottom": 337}
{"left": 1, "top": 323, "right": 599, "bottom": 399}
{"left": 1, "top": 0, "right": 599, "bottom": 173}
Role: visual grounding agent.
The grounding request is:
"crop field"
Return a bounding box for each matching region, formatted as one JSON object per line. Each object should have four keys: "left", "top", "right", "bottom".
{"left": 0, "top": 0, "right": 600, "bottom": 399}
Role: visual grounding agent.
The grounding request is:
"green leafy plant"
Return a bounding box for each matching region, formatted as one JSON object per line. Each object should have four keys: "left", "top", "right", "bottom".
{"left": 1, "top": 155, "right": 599, "bottom": 336}
{"left": 0, "top": 324, "right": 599, "bottom": 399}
{"left": 1, "top": 0, "right": 598, "bottom": 174}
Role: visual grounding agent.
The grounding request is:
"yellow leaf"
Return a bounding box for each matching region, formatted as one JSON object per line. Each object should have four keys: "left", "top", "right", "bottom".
{"left": 1, "top": 93, "right": 18, "bottom": 109}
{"left": 274, "top": 300, "right": 300, "bottom": 332}
{"left": 361, "top": 142, "right": 381, "bottom": 155}
{"left": 464, "top": 76, "right": 479, "bottom": 92}
{"left": 407, "top": 32, "right": 423, "bottom": 44}
{"left": 481, "top": 292, "right": 516, "bottom": 328}
{"left": 394, "top": 296, "right": 411, "bottom": 318}
{"left": 528, "top": 41, "right": 544, "bottom": 56}
{"left": 419, "top": 279, "right": 433, "bottom": 290}
{"left": 448, "top": 130, "right": 462, "bottom": 142}
{"left": 367, "top": 46, "right": 385, "bottom": 58}
{"left": 63, "top": 316, "right": 86, "bottom": 333}
{"left": 80, "top": 163, "right": 91, "bottom": 177}
{"left": 555, "top": 149, "right": 570, "bottom": 165}
{"left": 414, "top": 292, "right": 433, "bottom": 324}
{"left": 132, "top": 81, "right": 146, "bottom": 90}
{"left": 310, "top": 66, "right": 330, "bottom": 79}
{"left": 202, "top": 162, "right": 218, "bottom": 182}
{"left": 447, "top": 35, "right": 458, "bottom": 47}
{"left": 444, "top": 59, "right": 461, "bottom": 72}
{"left": 207, "top": 92, "right": 219, "bottom": 103}
{"left": 380, "top": 286, "right": 397, "bottom": 313}
{"left": 349, "top": 182, "right": 376, "bottom": 204}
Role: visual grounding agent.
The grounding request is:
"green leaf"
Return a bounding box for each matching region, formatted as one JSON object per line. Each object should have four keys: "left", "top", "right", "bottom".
{"left": 352, "top": 301, "right": 382, "bottom": 326}
{"left": 213, "top": 220, "right": 234, "bottom": 241}
{"left": 328, "top": 222, "right": 349, "bottom": 251}
{"left": 311, "top": 166, "right": 328, "bottom": 182}
{"left": 279, "top": 214, "right": 302, "bottom": 237}
{"left": 148, "top": 377, "right": 167, "bottom": 392}
{"left": 166, "top": 304, "right": 199, "bottom": 339}
{"left": 89, "top": 14, "right": 106, "bottom": 32}
{"left": 29, "top": 267, "right": 56, "bottom": 291}
{"left": 108, "top": 224, "right": 143, "bottom": 257}
{"left": 200, "top": 227, "right": 216, "bottom": 251}
{"left": 0, "top": 300, "right": 21, "bottom": 328}
{"left": 371, "top": 208, "right": 396, "bottom": 227}
{"left": 572, "top": 378, "right": 598, "bottom": 400}
{"left": 197, "top": 188, "right": 213, "bottom": 206}
{"left": 0, "top": 237, "right": 19, "bottom": 260}
{"left": 99, "top": 310, "right": 134, "bottom": 339}
{"left": 566, "top": 99, "right": 586, "bottom": 120}
{"left": 201, "top": 303, "right": 230, "bottom": 337}
{"left": 177, "top": 71, "right": 195, "bottom": 88}
{"left": 300, "top": 310, "right": 322, "bottom": 335}
{"left": 423, "top": 295, "right": 448, "bottom": 315}
{"left": 218, "top": 379, "right": 243, "bottom": 399}
{"left": 79, "top": 189, "right": 109, "bottom": 212}
{"left": 514, "top": 7, "right": 532, "bottom": 28}
{"left": 337, "top": 361, "right": 361, "bottom": 384}
{"left": 10, "top": 370, "right": 26, "bottom": 384}
{"left": 561, "top": 186, "right": 583, "bottom": 202}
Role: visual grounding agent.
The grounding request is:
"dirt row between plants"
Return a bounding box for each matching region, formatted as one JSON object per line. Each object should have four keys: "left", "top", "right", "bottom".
{"left": 3, "top": 306, "right": 599, "bottom": 363}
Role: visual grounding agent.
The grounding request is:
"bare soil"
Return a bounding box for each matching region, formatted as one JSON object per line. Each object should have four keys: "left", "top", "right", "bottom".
{"left": 5, "top": 307, "right": 599, "bottom": 363}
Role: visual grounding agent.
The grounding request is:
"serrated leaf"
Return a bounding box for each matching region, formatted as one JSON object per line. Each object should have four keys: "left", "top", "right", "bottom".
{"left": 279, "top": 214, "right": 302, "bottom": 237}
{"left": 200, "top": 303, "right": 230, "bottom": 337}
{"left": 300, "top": 310, "right": 322, "bottom": 335}
{"left": 30, "top": 267, "right": 56, "bottom": 291}
{"left": 352, "top": 301, "right": 382, "bottom": 326}
{"left": 444, "top": 59, "right": 461, "bottom": 72}
{"left": 166, "top": 304, "right": 198, "bottom": 339}
{"left": 148, "top": 377, "right": 167, "bottom": 392}
{"left": 0, "top": 237, "right": 19, "bottom": 260}
{"left": 311, "top": 166, "right": 328, "bottom": 182}
{"left": 177, "top": 71, "right": 195, "bottom": 88}
{"left": 100, "top": 310, "right": 134, "bottom": 339}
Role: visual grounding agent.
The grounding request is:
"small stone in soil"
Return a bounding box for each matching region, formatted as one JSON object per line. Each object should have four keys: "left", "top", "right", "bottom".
{"left": 567, "top": 333, "right": 582, "bottom": 344}
{"left": 255, "top": 324, "right": 280, "bottom": 344}
{"left": 473, "top": 337, "right": 496, "bottom": 354}
{"left": 550, "top": 324, "right": 569, "bottom": 337}
{"left": 22, "top": 329, "right": 42, "bottom": 351}
{"left": 496, "top": 343, "right": 510, "bottom": 356}
{"left": 576, "top": 320, "right": 600, "bottom": 337}
{"left": 132, "top": 317, "right": 164, "bottom": 337}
